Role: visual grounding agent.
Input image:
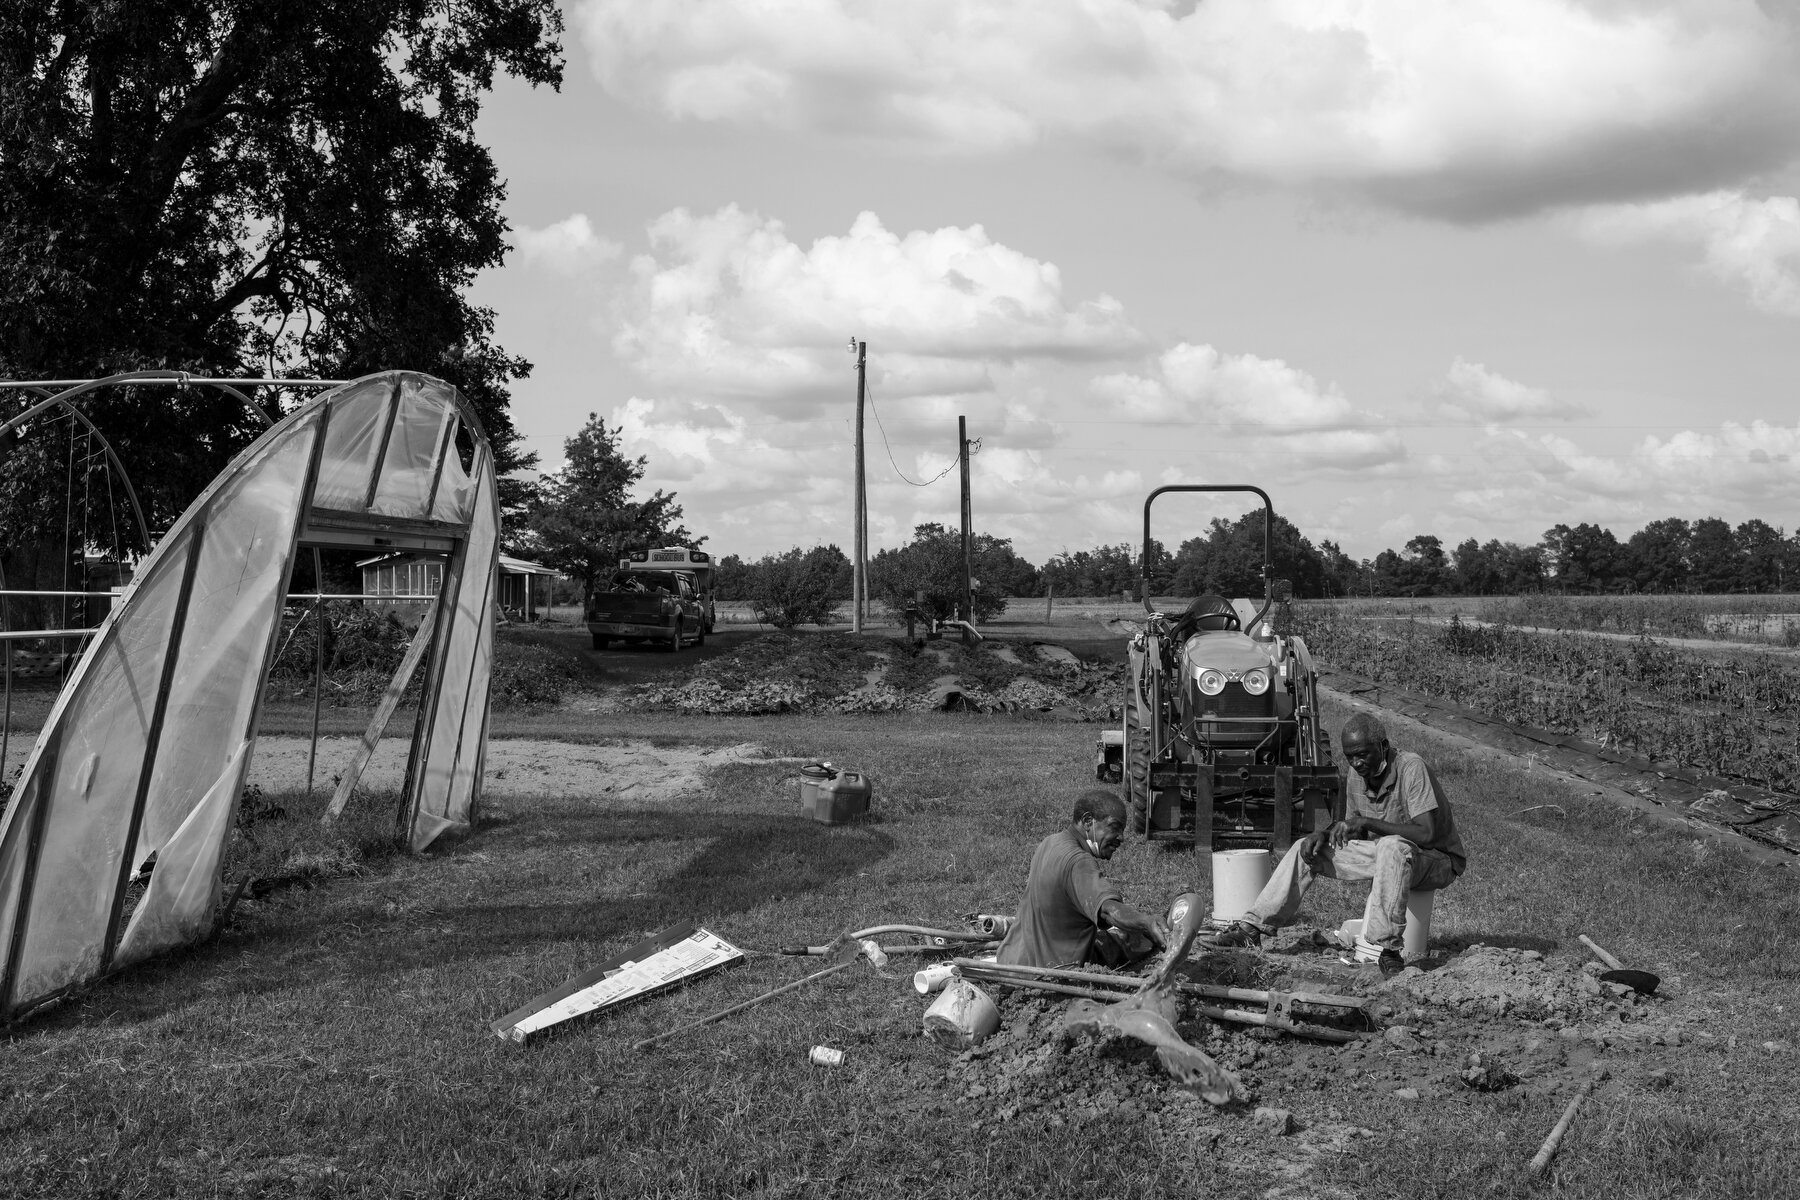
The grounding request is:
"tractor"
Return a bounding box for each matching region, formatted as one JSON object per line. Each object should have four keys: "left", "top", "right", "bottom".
{"left": 1094, "top": 485, "right": 1341, "bottom": 853}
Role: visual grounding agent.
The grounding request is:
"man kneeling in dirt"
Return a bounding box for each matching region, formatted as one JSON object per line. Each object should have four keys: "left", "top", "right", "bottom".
{"left": 1206, "top": 714, "right": 1466, "bottom": 977}
{"left": 996, "top": 790, "right": 1172, "bottom": 969}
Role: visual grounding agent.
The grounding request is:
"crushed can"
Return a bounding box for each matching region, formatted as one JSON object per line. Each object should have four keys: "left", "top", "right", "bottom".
{"left": 799, "top": 762, "right": 871, "bottom": 825}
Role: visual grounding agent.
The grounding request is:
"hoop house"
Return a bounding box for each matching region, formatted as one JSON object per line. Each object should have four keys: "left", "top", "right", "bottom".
{"left": 0, "top": 372, "right": 498, "bottom": 1019}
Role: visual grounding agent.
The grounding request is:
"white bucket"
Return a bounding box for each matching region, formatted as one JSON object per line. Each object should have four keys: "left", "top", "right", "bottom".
{"left": 1340, "top": 890, "right": 1435, "bottom": 962}
{"left": 1405, "top": 888, "right": 1435, "bottom": 960}
{"left": 1210, "top": 850, "right": 1272, "bottom": 927}
{"left": 922, "top": 979, "right": 999, "bottom": 1048}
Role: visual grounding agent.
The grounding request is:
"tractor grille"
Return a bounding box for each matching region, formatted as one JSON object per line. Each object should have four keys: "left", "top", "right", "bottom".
{"left": 1199, "top": 683, "right": 1271, "bottom": 720}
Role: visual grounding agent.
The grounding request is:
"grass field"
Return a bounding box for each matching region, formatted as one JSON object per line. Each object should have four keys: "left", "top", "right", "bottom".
{"left": 2, "top": 699, "right": 1796, "bottom": 1199}
{"left": 5, "top": 602, "right": 1800, "bottom": 1198}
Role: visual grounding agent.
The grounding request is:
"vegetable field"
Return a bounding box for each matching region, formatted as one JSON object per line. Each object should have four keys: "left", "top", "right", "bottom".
{"left": 1289, "top": 603, "right": 1800, "bottom": 793}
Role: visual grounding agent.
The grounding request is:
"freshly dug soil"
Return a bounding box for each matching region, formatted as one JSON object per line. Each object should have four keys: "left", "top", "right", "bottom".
{"left": 908, "top": 933, "right": 1703, "bottom": 1172}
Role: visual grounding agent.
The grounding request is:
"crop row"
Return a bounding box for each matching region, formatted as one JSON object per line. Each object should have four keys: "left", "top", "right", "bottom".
{"left": 1288, "top": 606, "right": 1800, "bottom": 793}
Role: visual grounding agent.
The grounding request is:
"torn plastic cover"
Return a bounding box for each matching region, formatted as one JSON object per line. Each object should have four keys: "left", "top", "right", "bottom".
{"left": 0, "top": 371, "right": 498, "bottom": 1019}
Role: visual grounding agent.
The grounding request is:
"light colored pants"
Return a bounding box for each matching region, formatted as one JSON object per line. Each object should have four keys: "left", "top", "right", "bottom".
{"left": 1241, "top": 836, "right": 1458, "bottom": 951}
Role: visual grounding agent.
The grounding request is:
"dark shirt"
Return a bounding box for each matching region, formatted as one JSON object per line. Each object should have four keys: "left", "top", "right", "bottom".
{"left": 1347, "top": 749, "right": 1467, "bottom": 874}
{"left": 996, "top": 829, "right": 1124, "bottom": 968}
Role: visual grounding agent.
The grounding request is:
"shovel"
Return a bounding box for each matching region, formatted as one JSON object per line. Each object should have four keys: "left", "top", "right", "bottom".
{"left": 1578, "top": 934, "right": 1660, "bottom": 996}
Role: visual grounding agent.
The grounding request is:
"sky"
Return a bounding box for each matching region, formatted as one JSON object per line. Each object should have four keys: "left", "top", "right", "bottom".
{"left": 468, "top": 0, "right": 1800, "bottom": 565}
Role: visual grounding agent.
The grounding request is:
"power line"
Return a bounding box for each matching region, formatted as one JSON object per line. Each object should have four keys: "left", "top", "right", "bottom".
{"left": 866, "top": 376, "right": 958, "bottom": 487}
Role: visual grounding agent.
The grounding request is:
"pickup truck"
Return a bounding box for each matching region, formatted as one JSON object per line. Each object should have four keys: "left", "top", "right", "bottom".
{"left": 584, "top": 570, "right": 706, "bottom": 651}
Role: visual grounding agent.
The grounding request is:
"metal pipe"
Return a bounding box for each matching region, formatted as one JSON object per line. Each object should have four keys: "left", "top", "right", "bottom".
{"left": 306, "top": 550, "right": 325, "bottom": 798}
{"left": 0, "top": 629, "right": 98, "bottom": 642}
{"left": 0, "top": 590, "right": 125, "bottom": 598}
{"left": 18, "top": 387, "right": 150, "bottom": 550}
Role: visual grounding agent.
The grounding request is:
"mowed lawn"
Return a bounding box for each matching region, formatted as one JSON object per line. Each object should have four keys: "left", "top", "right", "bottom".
{"left": 1, "top": 708, "right": 1797, "bottom": 1199}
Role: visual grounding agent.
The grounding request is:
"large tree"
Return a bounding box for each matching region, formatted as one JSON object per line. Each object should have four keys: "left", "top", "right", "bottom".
{"left": 0, "top": 0, "right": 563, "bottom": 551}
{"left": 525, "top": 414, "right": 694, "bottom": 605}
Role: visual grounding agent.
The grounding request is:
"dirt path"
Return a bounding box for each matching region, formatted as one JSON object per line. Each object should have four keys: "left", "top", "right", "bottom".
{"left": 245, "top": 736, "right": 792, "bottom": 805}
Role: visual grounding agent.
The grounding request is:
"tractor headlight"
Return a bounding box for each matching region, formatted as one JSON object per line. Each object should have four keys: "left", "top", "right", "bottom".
{"left": 1196, "top": 668, "right": 1226, "bottom": 695}
{"left": 1240, "top": 668, "right": 1271, "bottom": 695}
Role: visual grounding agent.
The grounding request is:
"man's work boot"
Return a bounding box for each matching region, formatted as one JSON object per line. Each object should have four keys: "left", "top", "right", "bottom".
{"left": 1200, "top": 921, "right": 1262, "bottom": 950}
{"left": 1378, "top": 949, "right": 1406, "bottom": 978}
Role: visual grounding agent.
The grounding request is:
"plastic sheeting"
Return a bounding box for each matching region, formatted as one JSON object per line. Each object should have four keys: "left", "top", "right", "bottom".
{"left": 114, "top": 743, "right": 248, "bottom": 968}
{"left": 408, "top": 445, "right": 499, "bottom": 851}
{"left": 0, "top": 371, "right": 498, "bottom": 1019}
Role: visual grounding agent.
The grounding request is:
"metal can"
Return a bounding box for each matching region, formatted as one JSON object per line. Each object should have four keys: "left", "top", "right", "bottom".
{"left": 809, "top": 1045, "right": 845, "bottom": 1067}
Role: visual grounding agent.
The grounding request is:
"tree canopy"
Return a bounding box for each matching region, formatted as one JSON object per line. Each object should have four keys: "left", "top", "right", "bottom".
{"left": 868, "top": 523, "right": 1027, "bottom": 624}
{"left": 0, "top": 0, "right": 564, "bottom": 545}
{"left": 525, "top": 414, "right": 695, "bottom": 603}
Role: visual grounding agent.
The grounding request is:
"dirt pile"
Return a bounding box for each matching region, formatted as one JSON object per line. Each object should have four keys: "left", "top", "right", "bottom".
{"left": 922, "top": 939, "right": 1702, "bottom": 1137}
{"left": 631, "top": 633, "right": 1118, "bottom": 717}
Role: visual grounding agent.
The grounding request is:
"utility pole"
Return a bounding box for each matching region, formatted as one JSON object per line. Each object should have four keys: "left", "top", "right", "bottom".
{"left": 959, "top": 414, "right": 973, "bottom": 645}
{"left": 852, "top": 340, "right": 867, "bottom": 632}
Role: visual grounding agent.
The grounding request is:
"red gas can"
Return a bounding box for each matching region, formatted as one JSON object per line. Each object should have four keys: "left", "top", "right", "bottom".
{"left": 799, "top": 762, "right": 872, "bottom": 825}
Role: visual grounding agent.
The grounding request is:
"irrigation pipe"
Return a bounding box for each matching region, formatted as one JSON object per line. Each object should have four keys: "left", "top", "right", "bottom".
{"left": 958, "top": 968, "right": 1361, "bottom": 1043}
{"left": 782, "top": 926, "right": 1000, "bottom": 955}
{"left": 632, "top": 957, "right": 862, "bottom": 1052}
{"left": 1528, "top": 1080, "right": 1594, "bottom": 1176}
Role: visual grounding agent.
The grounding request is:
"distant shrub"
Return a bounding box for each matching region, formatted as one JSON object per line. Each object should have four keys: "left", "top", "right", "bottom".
{"left": 747, "top": 547, "right": 844, "bottom": 628}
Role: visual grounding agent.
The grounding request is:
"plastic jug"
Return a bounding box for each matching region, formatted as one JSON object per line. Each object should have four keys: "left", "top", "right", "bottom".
{"left": 799, "top": 762, "right": 872, "bottom": 825}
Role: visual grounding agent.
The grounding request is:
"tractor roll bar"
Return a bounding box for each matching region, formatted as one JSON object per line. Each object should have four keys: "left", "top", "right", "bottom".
{"left": 1141, "top": 484, "right": 1275, "bottom": 631}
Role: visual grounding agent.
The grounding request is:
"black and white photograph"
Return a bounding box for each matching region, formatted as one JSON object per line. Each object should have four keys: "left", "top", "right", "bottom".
{"left": 2, "top": 2, "right": 1798, "bottom": 1196}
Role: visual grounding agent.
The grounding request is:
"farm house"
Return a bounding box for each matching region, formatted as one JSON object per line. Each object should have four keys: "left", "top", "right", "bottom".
{"left": 360, "top": 551, "right": 559, "bottom": 621}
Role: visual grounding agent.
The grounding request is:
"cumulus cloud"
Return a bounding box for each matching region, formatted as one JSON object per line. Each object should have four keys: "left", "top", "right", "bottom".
{"left": 512, "top": 214, "right": 622, "bottom": 273}
{"left": 1433, "top": 358, "right": 1585, "bottom": 422}
{"left": 1577, "top": 190, "right": 1800, "bottom": 316}
{"left": 1091, "top": 343, "right": 1406, "bottom": 468}
{"left": 1426, "top": 417, "right": 1800, "bottom": 537}
{"left": 613, "top": 206, "right": 1143, "bottom": 413}
{"left": 576, "top": 0, "right": 1800, "bottom": 218}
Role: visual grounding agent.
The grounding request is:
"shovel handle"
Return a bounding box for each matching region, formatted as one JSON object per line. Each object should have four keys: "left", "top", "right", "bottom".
{"left": 1578, "top": 935, "right": 1625, "bottom": 971}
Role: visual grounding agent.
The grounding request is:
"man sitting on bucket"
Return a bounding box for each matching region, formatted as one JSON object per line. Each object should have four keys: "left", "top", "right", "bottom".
{"left": 1204, "top": 713, "right": 1466, "bottom": 977}
{"left": 997, "top": 790, "right": 1173, "bottom": 969}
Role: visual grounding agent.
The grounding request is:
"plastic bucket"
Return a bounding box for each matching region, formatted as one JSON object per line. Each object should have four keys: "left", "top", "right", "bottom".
{"left": 922, "top": 979, "right": 999, "bottom": 1048}
{"left": 1340, "top": 891, "right": 1434, "bottom": 961}
{"left": 1404, "top": 888, "right": 1435, "bottom": 960}
{"left": 1209, "top": 850, "right": 1272, "bottom": 927}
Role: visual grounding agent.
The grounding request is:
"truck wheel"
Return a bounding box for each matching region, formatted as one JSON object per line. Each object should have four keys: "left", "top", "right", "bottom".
{"left": 667, "top": 620, "right": 684, "bottom": 652}
{"left": 591, "top": 633, "right": 609, "bottom": 651}
{"left": 693, "top": 622, "right": 706, "bottom": 646}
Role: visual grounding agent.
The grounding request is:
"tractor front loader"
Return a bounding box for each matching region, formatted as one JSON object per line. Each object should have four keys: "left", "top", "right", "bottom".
{"left": 1095, "top": 485, "right": 1342, "bottom": 853}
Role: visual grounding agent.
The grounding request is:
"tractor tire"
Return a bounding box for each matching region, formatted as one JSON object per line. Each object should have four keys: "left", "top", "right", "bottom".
{"left": 1123, "top": 679, "right": 1153, "bottom": 833}
{"left": 591, "top": 633, "right": 609, "bottom": 651}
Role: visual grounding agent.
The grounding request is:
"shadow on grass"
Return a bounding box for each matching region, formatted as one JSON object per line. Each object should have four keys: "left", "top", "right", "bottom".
{"left": 17, "top": 802, "right": 894, "bottom": 1033}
